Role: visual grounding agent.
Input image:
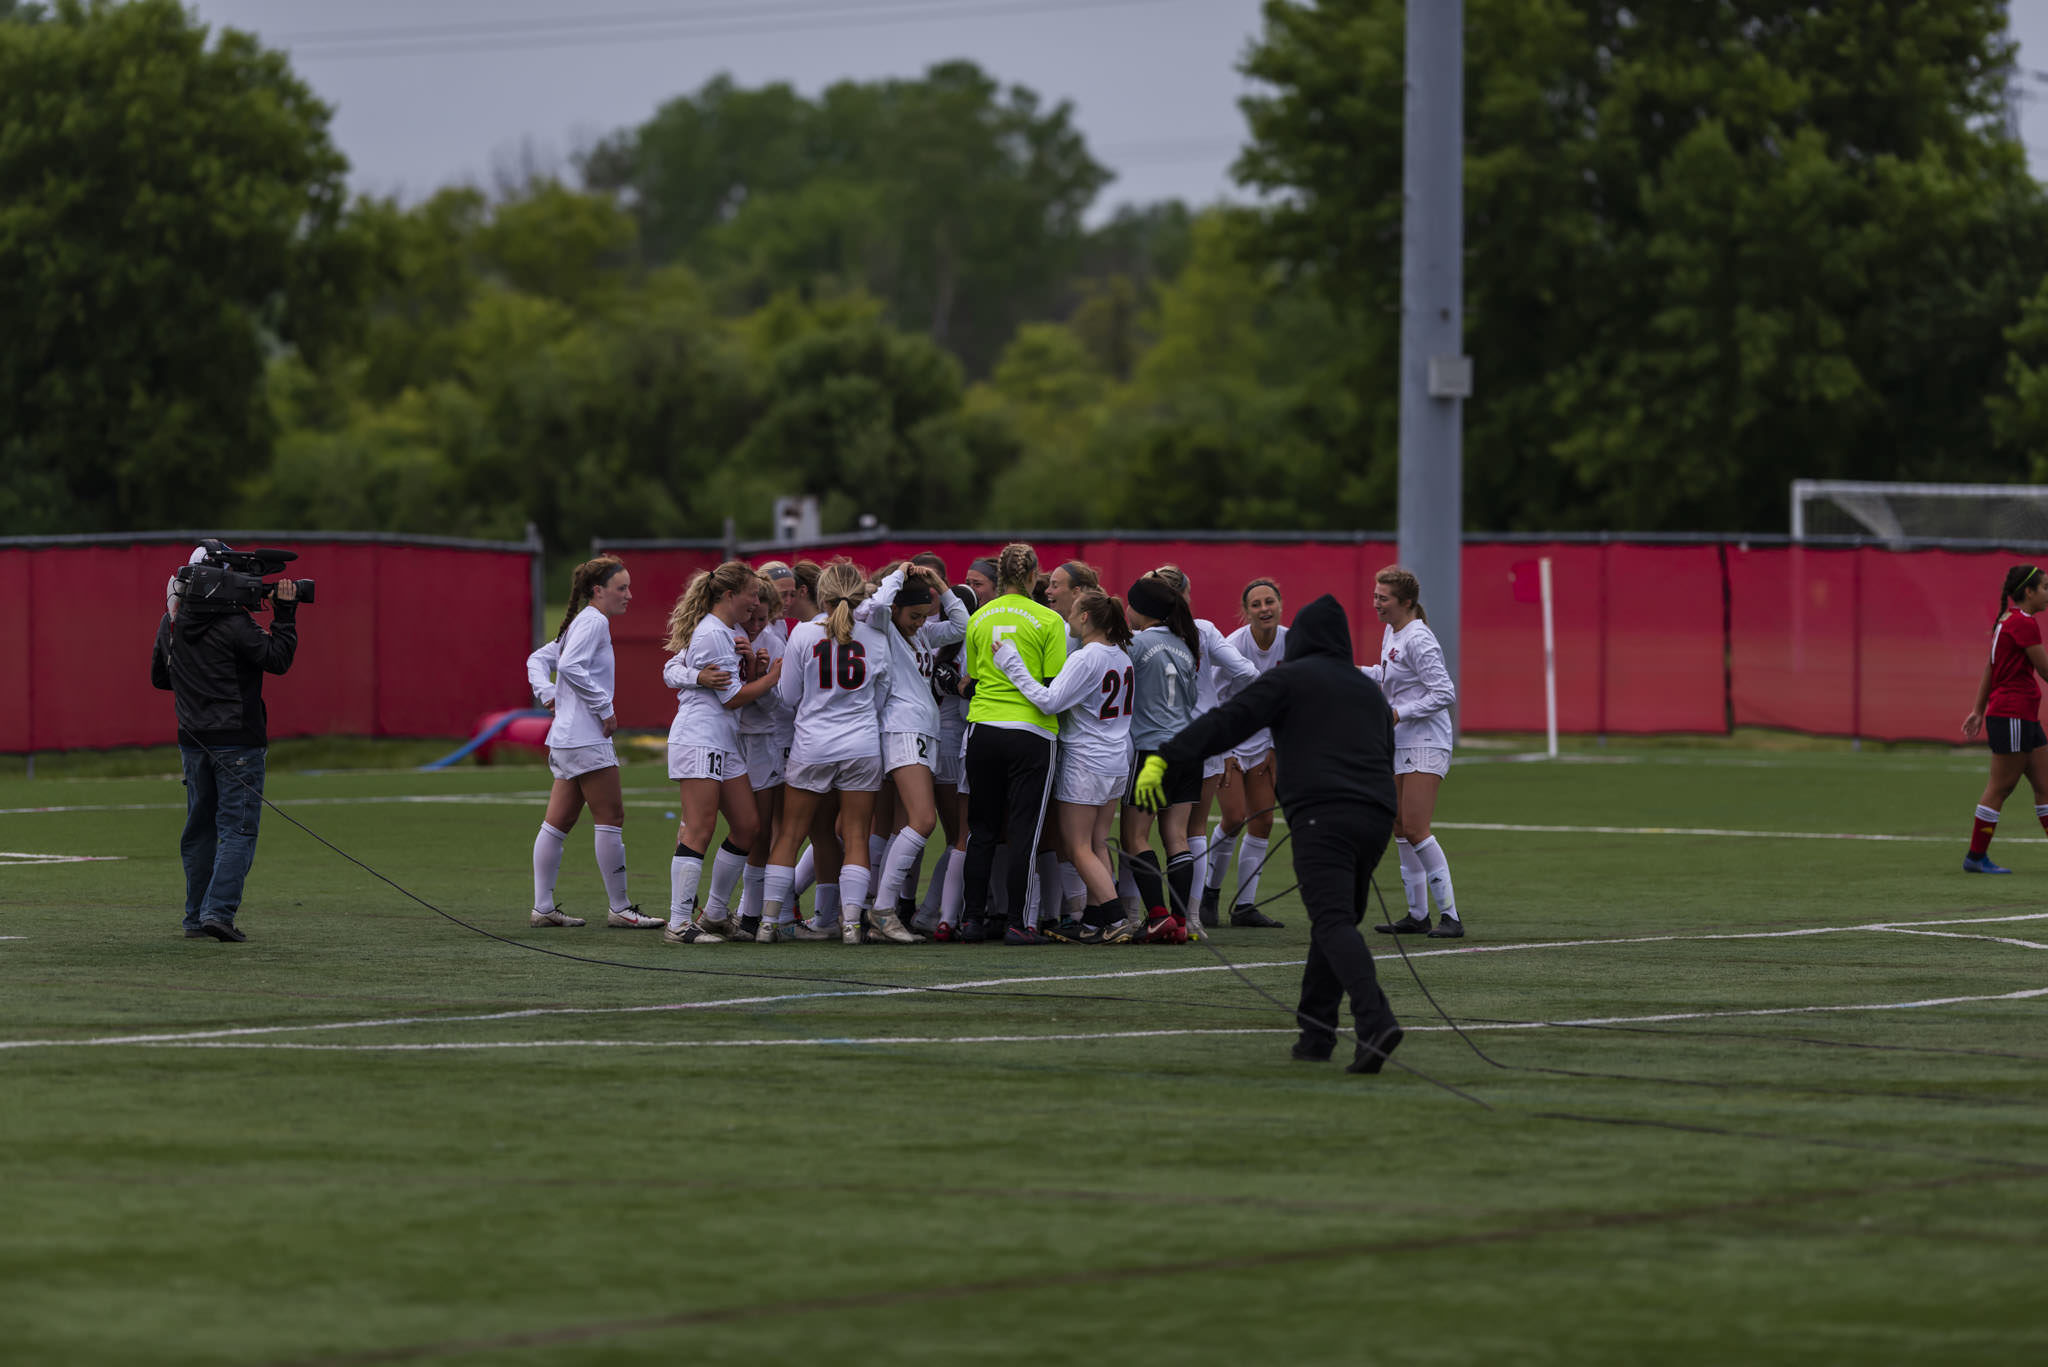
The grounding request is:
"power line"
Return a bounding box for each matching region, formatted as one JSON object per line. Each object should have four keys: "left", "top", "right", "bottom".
{"left": 279, "top": 0, "right": 1210, "bottom": 62}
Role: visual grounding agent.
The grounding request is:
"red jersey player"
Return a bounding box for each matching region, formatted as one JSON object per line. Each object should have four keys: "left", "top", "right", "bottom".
{"left": 1960, "top": 565, "right": 2048, "bottom": 872}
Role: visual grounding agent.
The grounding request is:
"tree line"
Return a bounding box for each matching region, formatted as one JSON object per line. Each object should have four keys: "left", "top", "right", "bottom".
{"left": 5, "top": 0, "right": 2048, "bottom": 554}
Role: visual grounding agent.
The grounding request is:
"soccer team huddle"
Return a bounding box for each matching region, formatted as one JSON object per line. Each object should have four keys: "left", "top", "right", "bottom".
{"left": 523, "top": 542, "right": 1465, "bottom": 947}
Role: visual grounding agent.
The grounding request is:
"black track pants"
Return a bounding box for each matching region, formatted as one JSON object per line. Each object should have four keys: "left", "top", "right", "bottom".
{"left": 1288, "top": 802, "right": 1398, "bottom": 1046}
{"left": 962, "top": 724, "right": 1055, "bottom": 928}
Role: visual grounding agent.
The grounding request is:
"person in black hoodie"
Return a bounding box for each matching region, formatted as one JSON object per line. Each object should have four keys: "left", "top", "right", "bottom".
{"left": 151, "top": 574, "right": 300, "bottom": 942}
{"left": 1137, "top": 594, "right": 1403, "bottom": 1073}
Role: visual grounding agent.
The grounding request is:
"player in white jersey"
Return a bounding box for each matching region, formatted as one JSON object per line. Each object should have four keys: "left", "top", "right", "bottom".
{"left": 733, "top": 567, "right": 790, "bottom": 936}
{"left": 861, "top": 559, "right": 968, "bottom": 931}
{"left": 1214, "top": 578, "right": 1289, "bottom": 929}
{"left": 994, "top": 589, "right": 1134, "bottom": 944}
{"left": 1029, "top": 560, "right": 1106, "bottom": 930}
{"left": 1144, "top": 564, "right": 1257, "bottom": 931}
{"left": 525, "top": 557, "right": 641, "bottom": 930}
{"left": 764, "top": 560, "right": 909, "bottom": 944}
{"left": 1362, "top": 565, "right": 1464, "bottom": 940}
{"left": 658, "top": 562, "right": 783, "bottom": 944}
{"left": 922, "top": 581, "right": 980, "bottom": 939}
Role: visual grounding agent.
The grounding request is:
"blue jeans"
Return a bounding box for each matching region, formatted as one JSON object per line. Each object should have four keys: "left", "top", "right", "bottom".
{"left": 179, "top": 745, "right": 266, "bottom": 931}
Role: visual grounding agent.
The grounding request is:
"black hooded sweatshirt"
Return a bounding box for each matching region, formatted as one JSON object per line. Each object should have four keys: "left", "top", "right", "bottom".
{"left": 1157, "top": 594, "right": 1396, "bottom": 819}
{"left": 150, "top": 604, "right": 298, "bottom": 748}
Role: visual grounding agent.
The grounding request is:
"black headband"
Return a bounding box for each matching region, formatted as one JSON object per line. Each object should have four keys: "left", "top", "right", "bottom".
{"left": 1126, "top": 576, "right": 1178, "bottom": 622}
{"left": 896, "top": 577, "right": 936, "bottom": 607}
{"left": 968, "top": 558, "right": 999, "bottom": 582}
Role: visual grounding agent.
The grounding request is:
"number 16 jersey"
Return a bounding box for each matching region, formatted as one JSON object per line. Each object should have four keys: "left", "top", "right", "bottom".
{"left": 778, "top": 614, "right": 892, "bottom": 767}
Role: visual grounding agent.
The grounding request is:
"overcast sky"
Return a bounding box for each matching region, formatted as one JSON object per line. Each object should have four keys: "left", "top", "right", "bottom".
{"left": 186, "top": 0, "right": 2047, "bottom": 214}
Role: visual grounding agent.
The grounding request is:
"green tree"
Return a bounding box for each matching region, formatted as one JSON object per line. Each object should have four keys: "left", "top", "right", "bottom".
{"left": 1236, "top": 0, "right": 2048, "bottom": 531}
{"left": 0, "top": 0, "right": 366, "bottom": 532}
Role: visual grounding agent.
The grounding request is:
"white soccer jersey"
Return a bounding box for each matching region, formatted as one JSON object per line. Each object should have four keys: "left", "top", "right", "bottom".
{"left": 1223, "top": 623, "right": 1289, "bottom": 758}
{"left": 997, "top": 639, "right": 1132, "bottom": 776}
{"left": 858, "top": 567, "right": 969, "bottom": 737}
{"left": 1195, "top": 618, "right": 1257, "bottom": 715}
{"left": 664, "top": 618, "right": 744, "bottom": 753}
{"left": 545, "top": 606, "right": 615, "bottom": 748}
{"left": 526, "top": 639, "right": 560, "bottom": 709}
{"left": 779, "top": 615, "right": 891, "bottom": 767}
{"left": 1364, "top": 618, "right": 1456, "bottom": 751}
{"left": 735, "top": 622, "right": 787, "bottom": 738}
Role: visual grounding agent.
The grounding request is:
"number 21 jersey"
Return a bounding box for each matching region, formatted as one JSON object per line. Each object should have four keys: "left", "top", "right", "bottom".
{"left": 778, "top": 615, "right": 891, "bottom": 766}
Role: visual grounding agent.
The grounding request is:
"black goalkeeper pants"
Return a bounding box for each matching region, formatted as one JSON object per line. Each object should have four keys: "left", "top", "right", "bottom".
{"left": 962, "top": 724, "right": 1055, "bottom": 929}
{"left": 1289, "top": 801, "right": 1399, "bottom": 1048}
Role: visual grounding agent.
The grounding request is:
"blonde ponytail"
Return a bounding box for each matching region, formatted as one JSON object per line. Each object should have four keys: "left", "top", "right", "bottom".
{"left": 664, "top": 561, "right": 756, "bottom": 653}
{"left": 817, "top": 559, "right": 867, "bottom": 646}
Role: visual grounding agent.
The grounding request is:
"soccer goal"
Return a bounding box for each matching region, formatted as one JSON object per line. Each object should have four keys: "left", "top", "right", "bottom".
{"left": 1790, "top": 480, "right": 2048, "bottom": 547}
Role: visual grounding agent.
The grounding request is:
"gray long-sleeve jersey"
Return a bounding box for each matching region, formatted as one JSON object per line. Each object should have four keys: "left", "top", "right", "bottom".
{"left": 1128, "top": 625, "right": 1197, "bottom": 751}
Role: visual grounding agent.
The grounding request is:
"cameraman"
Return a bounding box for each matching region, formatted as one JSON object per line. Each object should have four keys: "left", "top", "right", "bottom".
{"left": 150, "top": 566, "right": 299, "bottom": 943}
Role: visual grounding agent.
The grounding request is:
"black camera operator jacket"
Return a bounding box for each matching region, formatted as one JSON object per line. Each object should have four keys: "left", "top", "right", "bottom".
{"left": 150, "top": 603, "right": 298, "bottom": 749}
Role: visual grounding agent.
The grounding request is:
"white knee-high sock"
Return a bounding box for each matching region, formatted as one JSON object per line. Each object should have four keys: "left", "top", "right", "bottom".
{"left": 1187, "top": 833, "right": 1210, "bottom": 908}
{"left": 668, "top": 842, "right": 705, "bottom": 929}
{"left": 920, "top": 847, "right": 954, "bottom": 919}
{"left": 868, "top": 833, "right": 887, "bottom": 869}
{"left": 1234, "top": 835, "right": 1270, "bottom": 908}
{"left": 700, "top": 843, "right": 749, "bottom": 923}
{"left": 939, "top": 850, "right": 967, "bottom": 927}
{"left": 532, "top": 822, "right": 567, "bottom": 913}
{"left": 814, "top": 883, "right": 841, "bottom": 927}
{"left": 1395, "top": 838, "right": 1428, "bottom": 921}
{"left": 762, "top": 864, "right": 795, "bottom": 925}
{"left": 840, "top": 863, "right": 872, "bottom": 916}
{"left": 794, "top": 844, "right": 817, "bottom": 897}
{"left": 1207, "top": 833, "right": 1236, "bottom": 891}
{"left": 594, "top": 825, "right": 630, "bottom": 913}
{"left": 1058, "top": 858, "right": 1086, "bottom": 915}
{"left": 739, "top": 864, "right": 767, "bottom": 923}
{"left": 1414, "top": 836, "right": 1457, "bottom": 921}
{"left": 875, "top": 827, "right": 928, "bottom": 909}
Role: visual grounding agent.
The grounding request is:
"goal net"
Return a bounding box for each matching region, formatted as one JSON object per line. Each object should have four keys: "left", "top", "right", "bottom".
{"left": 1790, "top": 480, "right": 2048, "bottom": 547}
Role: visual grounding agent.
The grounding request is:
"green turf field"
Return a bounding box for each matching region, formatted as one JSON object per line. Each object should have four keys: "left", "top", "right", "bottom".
{"left": 2, "top": 741, "right": 2043, "bottom": 1365}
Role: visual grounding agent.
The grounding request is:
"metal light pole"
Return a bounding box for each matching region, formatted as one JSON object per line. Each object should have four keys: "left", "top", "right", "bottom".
{"left": 1396, "top": 0, "right": 1468, "bottom": 718}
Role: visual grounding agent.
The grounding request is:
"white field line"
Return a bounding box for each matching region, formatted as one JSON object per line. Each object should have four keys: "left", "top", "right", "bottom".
{"left": 111, "top": 987, "right": 2048, "bottom": 1052}
{"left": 4, "top": 910, "right": 2046, "bottom": 1052}
{"left": 1431, "top": 821, "right": 2021, "bottom": 844}
{"left": 0, "top": 786, "right": 695, "bottom": 817}
{"left": 0, "top": 852, "right": 123, "bottom": 866}
{"left": 1873, "top": 928, "right": 2048, "bottom": 951}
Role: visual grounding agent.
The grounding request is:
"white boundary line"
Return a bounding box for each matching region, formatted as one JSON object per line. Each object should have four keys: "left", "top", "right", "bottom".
{"left": 4, "top": 910, "right": 2047, "bottom": 1052}
{"left": 1432, "top": 821, "right": 2027, "bottom": 845}
{"left": 0, "top": 851, "right": 123, "bottom": 866}
{"left": 106, "top": 987, "right": 2048, "bottom": 1052}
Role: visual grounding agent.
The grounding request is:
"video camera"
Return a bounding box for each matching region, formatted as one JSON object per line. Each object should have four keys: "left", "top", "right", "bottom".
{"left": 174, "top": 540, "right": 316, "bottom": 614}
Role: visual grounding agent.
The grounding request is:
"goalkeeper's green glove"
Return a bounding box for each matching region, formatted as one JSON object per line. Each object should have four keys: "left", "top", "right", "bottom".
{"left": 1133, "top": 754, "right": 1169, "bottom": 811}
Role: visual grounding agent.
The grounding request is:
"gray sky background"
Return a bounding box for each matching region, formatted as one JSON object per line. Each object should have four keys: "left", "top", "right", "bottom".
{"left": 187, "top": 0, "right": 2047, "bottom": 215}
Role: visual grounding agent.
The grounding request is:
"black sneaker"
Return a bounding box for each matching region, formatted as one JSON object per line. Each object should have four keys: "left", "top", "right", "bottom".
{"left": 199, "top": 921, "right": 247, "bottom": 943}
{"left": 1230, "top": 904, "right": 1286, "bottom": 929}
{"left": 1199, "top": 888, "right": 1221, "bottom": 928}
{"left": 1045, "top": 918, "right": 1102, "bottom": 945}
{"left": 1346, "top": 1024, "right": 1404, "bottom": 1075}
{"left": 1427, "top": 916, "right": 1465, "bottom": 939}
{"left": 1374, "top": 914, "right": 1431, "bottom": 935}
{"left": 182, "top": 927, "right": 208, "bottom": 939}
{"left": 1003, "top": 924, "right": 1052, "bottom": 946}
{"left": 958, "top": 917, "right": 987, "bottom": 943}
{"left": 1290, "top": 1036, "right": 1334, "bottom": 1063}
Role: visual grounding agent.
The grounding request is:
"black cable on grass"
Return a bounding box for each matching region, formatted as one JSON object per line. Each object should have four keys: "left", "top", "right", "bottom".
{"left": 187, "top": 746, "right": 1368, "bottom": 1025}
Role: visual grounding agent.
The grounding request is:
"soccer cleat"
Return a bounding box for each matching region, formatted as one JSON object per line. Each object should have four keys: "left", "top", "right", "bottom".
{"left": 1962, "top": 853, "right": 2012, "bottom": 874}
{"left": 1003, "top": 924, "right": 1052, "bottom": 946}
{"left": 1099, "top": 917, "right": 1140, "bottom": 945}
{"left": 1230, "top": 904, "right": 1285, "bottom": 929}
{"left": 1143, "top": 912, "right": 1188, "bottom": 945}
{"left": 738, "top": 914, "right": 762, "bottom": 940}
{"left": 1043, "top": 917, "right": 1095, "bottom": 945}
{"left": 957, "top": 917, "right": 987, "bottom": 944}
{"left": 842, "top": 915, "right": 866, "bottom": 946}
{"left": 198, "top": 920, "right": 247, "bottom": 943}
{"left": 1427, "top": 916, "right": 1466, "bottom": 939}
{"left": 1374, "top": 913, "right": 1431, "bottom": 935}
{"left": 1346, "top": 1024, "right": 1405, "bottom": 1075}
{"left": 911, "top": 905, "right": 944, "bottom": 938}
{"left": 531, "top": 906, "right": 585, "bottom": 928}
{"left": 933, "top": 920, "right": 959, "bottom": 943}
{"left": 606, "top": 905, "right": 664, "bottom": 929}
{"left": 753, "top": 919, "right": 782, "bottom": 944}
{"left": 697, "top": 915, "right": 736, "bottom": 939}
{"left": 1183, "top": 916, "right": 1206, "bottom": 943}
{"left": 1199, "top": 887, "right": 1222, "bottom": 928}
{"left": 789, "top": 918, "right": 835, "bottom": 941}
{"left": 663, "top": 920, "right": 724, "bottom": 944}
{"left": 869, "top": 910, "right": 918, "bottom": 944}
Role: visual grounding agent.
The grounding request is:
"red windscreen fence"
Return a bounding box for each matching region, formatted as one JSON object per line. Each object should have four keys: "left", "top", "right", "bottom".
{"left": 603, "top": 534, "right": 2027, "bottom": 745}
{"left": 0, "top": 534, "right": 538, "bottom": 753}
{"left": 4, "top": 530, "right": 2022, "bottom": 753}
